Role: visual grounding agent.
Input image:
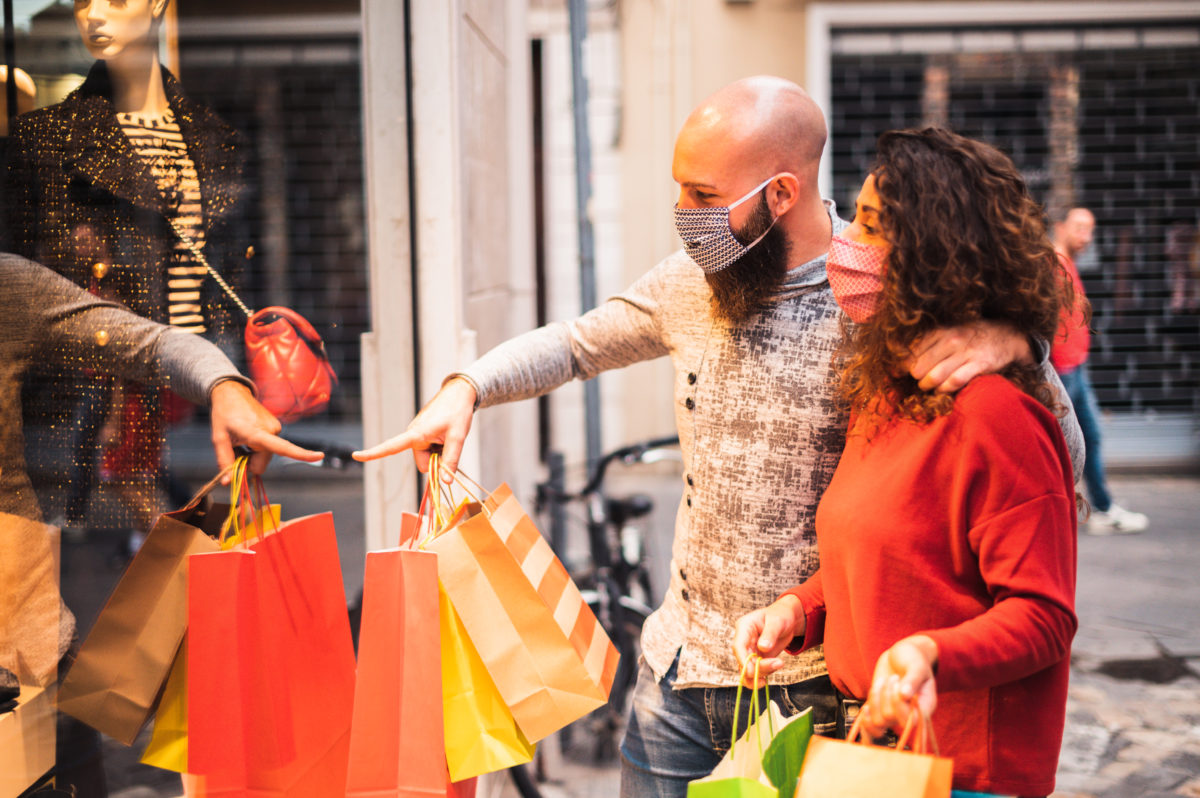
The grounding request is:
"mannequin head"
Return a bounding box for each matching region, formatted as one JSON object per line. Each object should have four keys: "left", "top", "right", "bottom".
{"left": 73, "top": 0, "right": 170, "bottom": 63}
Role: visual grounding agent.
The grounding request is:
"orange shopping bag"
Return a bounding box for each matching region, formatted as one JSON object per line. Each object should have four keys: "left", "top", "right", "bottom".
{"left": 424, "top": 463, "right": 618, "bottom": 743}
{"left": 188, "top": 461, "right": 356, "bottom": 796}
{"left": 345, "top": 547, "right": 476, "bottom": 797}
{"left": 795, "top": 704, "right": 952, "bottom": 798}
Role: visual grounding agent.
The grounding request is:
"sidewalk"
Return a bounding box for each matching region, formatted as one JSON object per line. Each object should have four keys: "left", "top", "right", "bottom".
{"left": 38, "top": 436, "right": 1200, "bottom": 796}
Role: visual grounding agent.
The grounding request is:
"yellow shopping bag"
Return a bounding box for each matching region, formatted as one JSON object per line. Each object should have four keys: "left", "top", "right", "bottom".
{"left": 140, "top": 636, "right": 188, "bottom": 771}
{"left": 440, "top": 582, "right": 535, "bottom": 781}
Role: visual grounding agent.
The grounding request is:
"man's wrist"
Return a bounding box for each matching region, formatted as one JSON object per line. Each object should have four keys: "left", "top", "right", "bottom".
{"left": 207, "top": 375, "right": 256, "bottom": 405}
{"left": 443, "top": 373, "right": 480, "bottom": 410}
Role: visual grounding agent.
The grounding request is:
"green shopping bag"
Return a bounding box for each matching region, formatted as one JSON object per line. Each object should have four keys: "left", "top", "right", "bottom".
{"left": 687, "top": 660, "right": 779, "bottom": 798}
{"left": 762, "top": 704, "right": 813, "bottom": 798}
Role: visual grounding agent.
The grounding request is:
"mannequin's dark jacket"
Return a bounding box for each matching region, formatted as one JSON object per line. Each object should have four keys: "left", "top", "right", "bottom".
{"left": 2, "top": 60, "right": 251, "bottom": 334}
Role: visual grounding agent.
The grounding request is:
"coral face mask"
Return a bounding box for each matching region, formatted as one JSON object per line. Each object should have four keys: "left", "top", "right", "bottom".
{"left": 826, "top": 234, "right": 889, "bottom": 323}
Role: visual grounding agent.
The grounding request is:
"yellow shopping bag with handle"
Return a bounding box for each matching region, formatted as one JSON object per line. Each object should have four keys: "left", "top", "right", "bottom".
{"left": 411, "top": 471, "right": 535, "bottom": 781}
{"left": 439, "top": 582, "right": 536, "bottom": 780}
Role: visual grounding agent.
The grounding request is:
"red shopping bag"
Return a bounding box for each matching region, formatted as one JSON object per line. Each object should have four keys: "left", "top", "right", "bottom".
{"left": 346, "top": 548, "right": 476, "bottom": 797}
{"left": 188, "top": 510, "right": 356, "bottom": 795}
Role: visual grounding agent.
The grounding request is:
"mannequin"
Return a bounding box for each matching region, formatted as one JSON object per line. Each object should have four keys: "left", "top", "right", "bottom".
{"left": 3, "top": 0, "right": 250, "bottom": 543}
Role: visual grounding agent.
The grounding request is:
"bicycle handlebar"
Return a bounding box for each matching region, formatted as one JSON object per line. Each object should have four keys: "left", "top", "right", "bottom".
{"left": 539, "top": 435, "right": 680, "bottom": 502}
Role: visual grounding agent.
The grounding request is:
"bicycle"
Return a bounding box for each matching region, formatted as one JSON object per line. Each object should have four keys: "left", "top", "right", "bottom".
{"left": 535, "top": 435, "right": 682, "bottom": 762}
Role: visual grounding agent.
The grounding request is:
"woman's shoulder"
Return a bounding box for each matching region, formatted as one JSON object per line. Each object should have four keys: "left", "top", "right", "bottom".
{"left": 952, "top": 374, "right": 1064, "bottom": 448}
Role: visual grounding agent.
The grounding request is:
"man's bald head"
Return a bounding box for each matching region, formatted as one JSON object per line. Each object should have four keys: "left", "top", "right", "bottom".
{"left": 676, "top": 76, "right": 827, "bottom": 183}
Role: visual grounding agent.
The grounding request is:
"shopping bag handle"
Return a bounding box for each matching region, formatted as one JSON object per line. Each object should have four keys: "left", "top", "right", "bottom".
{"left": 177, "top": 462, "right": 238, "bottom": 516}
{"left": 730, "top": 656, "right": 772, "bottom": 763}
{"left": 847, "top": 700, "right": 940, "bottom": 756}
{"left": 218, "top": 456, "right": 280, "bottom": 547}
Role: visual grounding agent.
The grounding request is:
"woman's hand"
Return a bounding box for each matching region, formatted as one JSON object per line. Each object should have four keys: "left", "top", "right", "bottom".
{"left": 732, "top": 594, "right": 805, "bottom": 688}
{"left": 861, "top": 635, "right": 939, "bottom": 739}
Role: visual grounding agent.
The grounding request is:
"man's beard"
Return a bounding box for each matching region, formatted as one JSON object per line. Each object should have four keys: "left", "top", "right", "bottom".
{"left": 705, "top": 195, "right": 791, "bottom": 324}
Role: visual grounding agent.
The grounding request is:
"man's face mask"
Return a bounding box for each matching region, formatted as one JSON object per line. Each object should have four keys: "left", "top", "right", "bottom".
{"left": 826, "top": 233, "right": 889, "bottom": 323}
{"left": 674, "top": 176, "right": 778, "bottom": 274}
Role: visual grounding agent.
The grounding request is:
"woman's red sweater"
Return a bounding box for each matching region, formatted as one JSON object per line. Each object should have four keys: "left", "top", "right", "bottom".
{"left": 784, "top": 375, "right": 1077, "bottom": 797}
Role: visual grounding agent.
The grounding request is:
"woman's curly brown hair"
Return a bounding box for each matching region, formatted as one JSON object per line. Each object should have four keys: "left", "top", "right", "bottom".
{"left": 840, "top": 127, "right": 1077, "bottom": 424}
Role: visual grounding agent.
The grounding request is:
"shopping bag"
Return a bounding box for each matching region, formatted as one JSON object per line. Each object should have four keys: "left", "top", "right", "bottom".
{"left": 188, "top": 463, "right": 356, "bottom": 795}
{"left": 761, "top": 705, "right": 813, "bottom": 798}
{"left": 188, "top": 511, "right": 356, "bottom": 795}
{"left": 688, "top": 659, "right": 779, "bottom": 798}
{"left": 0, "top": 682, "right": 56, "bottom": 797}
{"left": 482, "top": 483, "right": 619, "bottom": 699}
{"left": 56, "top": 469, "right": 228, "bottom": 744}
{"left": 795, "top": 704, "right": 952, "bottom": 798}
{"left": 139, "top": 636, "right": 189, "bottom": 772}
{"left": 346, "top": 548, "right": 477, "bottom": 797}
{"left": 0, "top": 511, "right": 61, "bottom": 688}
{"left": 426, "top": 470, "right": 616, "bottom": 743}
{"left": 140, "top": 492, "right": 280, "bottom": 774}
{"left": 440, "top": 581, "right": 536, "bottom": 781}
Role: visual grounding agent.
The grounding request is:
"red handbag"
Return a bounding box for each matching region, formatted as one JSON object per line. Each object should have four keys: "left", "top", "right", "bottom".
{"left": 169, "top": 221, "right": 337, "bottom": 423}
{"left": 245, "top": 307, "right": 338, "bottom": 423}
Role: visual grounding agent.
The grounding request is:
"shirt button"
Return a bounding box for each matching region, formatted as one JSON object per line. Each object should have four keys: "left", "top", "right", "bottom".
{"left": 686, "top": 474, "right": 694, "bottom": 486}
{"left": 92, "top": 261, "right": 110, "bottom": 279}
{"left": 680, "top": 569, "right": 687, "bottom": 581}
{"left": 94, "top": 330, "right": 109, "bottom": 346}
{"left": 681, "top": 589, "right": 690, "bottom": 601}
{"left": 686, "top": 496, "right": 692, "bottom": 507}
{"left": 685, "top": 397, "right": 695, "bottom": 410}
{"left": 687, "top": 372, "right": 697, "bottom": 384}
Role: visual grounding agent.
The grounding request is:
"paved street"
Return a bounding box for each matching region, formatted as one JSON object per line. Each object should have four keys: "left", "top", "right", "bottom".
{"left": 34, "top": 439, "right": 1200, "bottom": 797}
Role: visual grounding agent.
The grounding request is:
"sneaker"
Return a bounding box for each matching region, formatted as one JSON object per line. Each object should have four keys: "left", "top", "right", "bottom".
{"left": 1087, "top": 503, "right": 1148, "bottom": 535}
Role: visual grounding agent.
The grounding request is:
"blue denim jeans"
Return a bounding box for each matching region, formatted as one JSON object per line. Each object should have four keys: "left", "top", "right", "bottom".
{"left": 619, "top": 654, "right": 838, "bottom": 798}
{"left": 1058, "top": 364, "right": 1112, "bottom": 511}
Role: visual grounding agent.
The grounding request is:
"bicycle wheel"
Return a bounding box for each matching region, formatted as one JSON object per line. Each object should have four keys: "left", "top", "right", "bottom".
{"left": 509, "top": 762, "right": 543, "bottom": 798}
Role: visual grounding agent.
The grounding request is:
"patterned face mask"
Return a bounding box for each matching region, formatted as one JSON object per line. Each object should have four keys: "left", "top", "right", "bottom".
{"left": 826, "top": 233, "right": 889, "bottom": 323}
{"left": 673, "top": 176, "right": 778, "bottom": 274}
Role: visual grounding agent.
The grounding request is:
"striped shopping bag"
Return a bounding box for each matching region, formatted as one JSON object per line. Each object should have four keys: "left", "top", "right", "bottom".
{"left": 426, "top": 482, "right": 618, "bottom": 743}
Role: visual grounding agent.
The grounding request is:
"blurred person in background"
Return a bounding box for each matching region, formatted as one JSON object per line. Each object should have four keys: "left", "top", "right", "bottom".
{"left": 1051, "top": 207, "right": 1148, "bottom": 535}
{"left": 735, "top": 128, "right": 1078, "bottom": 798}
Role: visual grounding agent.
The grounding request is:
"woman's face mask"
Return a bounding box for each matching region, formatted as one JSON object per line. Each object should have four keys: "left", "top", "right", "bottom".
{"left": 827, "top": 234, "right": 889, "bottom": 323}
{"left": 829, "top": 173, "right": 891, "bottom": 323}
{"left": 673, "top": 176, "right": 778, "bottom": 274}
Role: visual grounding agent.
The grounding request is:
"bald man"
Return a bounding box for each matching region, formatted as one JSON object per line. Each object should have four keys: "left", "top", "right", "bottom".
{"left": 358, "top": 77, "right": 1059, "bottom": 795}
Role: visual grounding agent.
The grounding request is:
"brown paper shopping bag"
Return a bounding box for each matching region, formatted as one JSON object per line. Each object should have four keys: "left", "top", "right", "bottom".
{"left": 425, "top": 471, "right": 617, "bottom": 743}
{"left": 795, "top": 705, "right": 952, "bottom": 798}
{"left": 56, "top": 470, "right": 228, "bottom": 744}
{"left": 0, "top": 511, "right": 62, "bottom": 688}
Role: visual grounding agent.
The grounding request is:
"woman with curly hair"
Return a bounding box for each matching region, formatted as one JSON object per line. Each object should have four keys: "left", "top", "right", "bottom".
{"left": 734, "top": 128, "right": 1079, "bottom": 797}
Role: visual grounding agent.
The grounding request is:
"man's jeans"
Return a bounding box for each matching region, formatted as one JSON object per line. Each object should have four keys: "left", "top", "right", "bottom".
{"left": 1058, "top": 364, "right": 1112, "bottom": 511}
{"left": 619, "top": 655, "right": 838, "bottom": 798}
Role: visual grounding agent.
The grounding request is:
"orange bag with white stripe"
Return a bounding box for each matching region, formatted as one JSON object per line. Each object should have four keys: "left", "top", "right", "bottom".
{"left": 424, "top": 462, "right": 619, "bottom": 744}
